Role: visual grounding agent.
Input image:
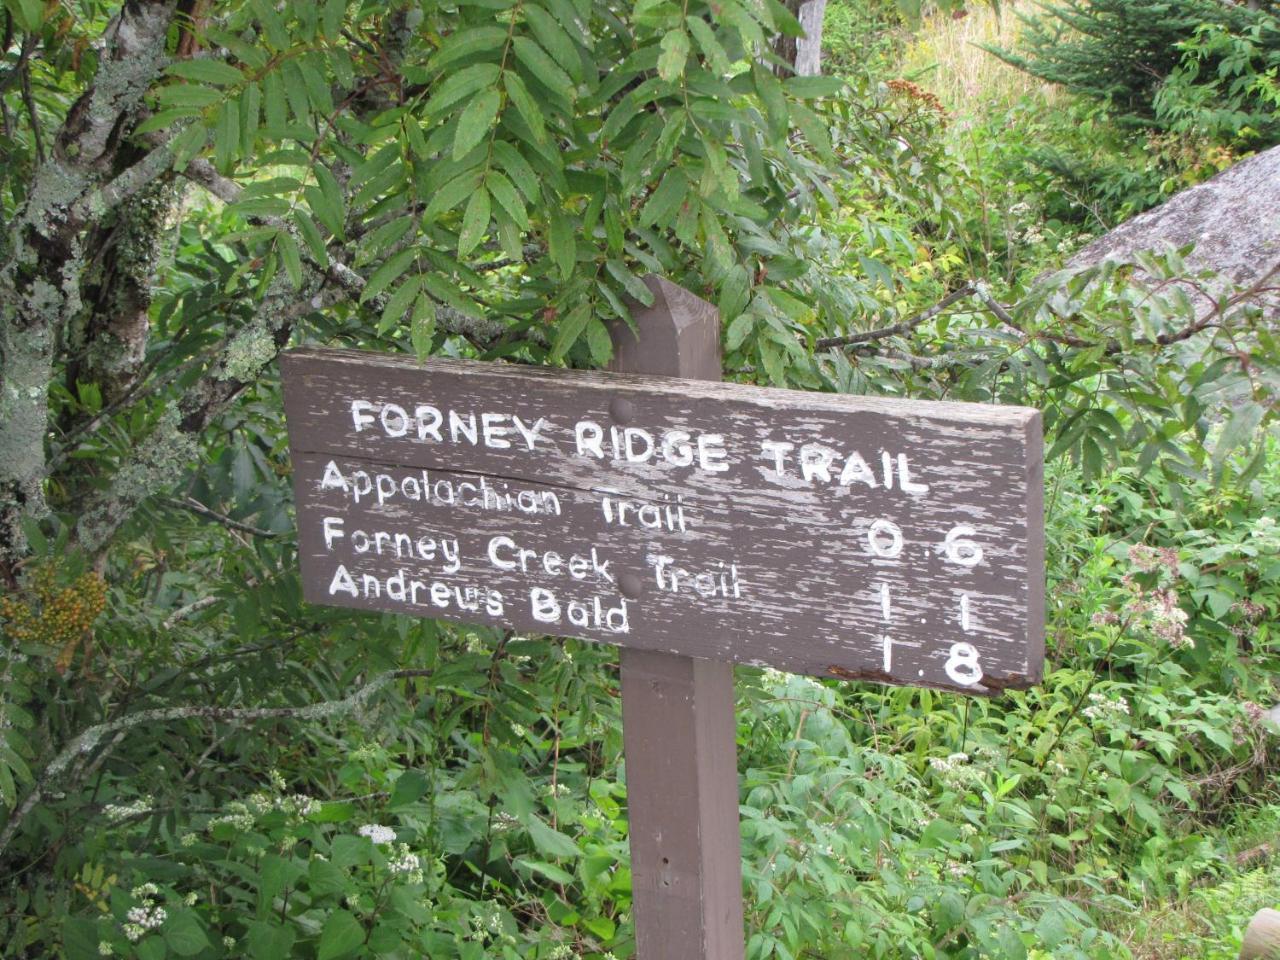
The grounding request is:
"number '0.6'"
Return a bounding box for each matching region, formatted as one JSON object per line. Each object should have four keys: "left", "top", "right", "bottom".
{"left": 865, "top": 522, "right": 985, "bottom": 566}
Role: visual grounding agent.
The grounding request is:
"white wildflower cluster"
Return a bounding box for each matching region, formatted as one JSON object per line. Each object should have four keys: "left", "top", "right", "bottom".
{"left": 510, "top": 723, "right": 528, "bottom": 739}
{"left": 358, "top": 823, "right": 397, "bottom": 845}
{"left": 387, "top": 843, "right": 424, "bottom": 883}
{"left": 491, "top": 811, "right": 520, "bottom": 833}
{"left": 98, "top": 942, "right": 113, "bottom": 956}
{"left": 761, "top": 667, "right": 789, "bottom": 687}
{"left": 465, "top": 635, "right": 485, "bottom": 654}
{"left": 1120, "top": 544, "right": 1193, "bottom": 649}
{"left": 208, "top": 801, "right": 256, "bottom": 832}
{"left": 222, "top": 936, "right": 236, "bottom": 949}
{"left": 349, "top": 743, "right": 380, "bottom": 764}
{"left": 547, "top": 944, "right": 576, "bottom": 960}
{"left": 928, "top": 752, "right": 969, "bottom": 774}
{"left": 268, "top": 768, "right": 287, "bottom": 791}
{"left": 469, "top": 902, "right": 504, "bottom": 940}
{"left": 122, "top": 884, "right": 166, "bottom": 943}
{"left": 547, "top": 782, "right": 570, "bottom": 798}
{"left": 103, "top": 796, "right": 153, "bottom": 823}
{"left": 178, "top": 832, "right": 198, "bottom": 847}
{"left": 946, "top": 859, "right": 971, "bottom": 879}
{"left": 1082, "top": 691, "right": 1131, "bottom": 721}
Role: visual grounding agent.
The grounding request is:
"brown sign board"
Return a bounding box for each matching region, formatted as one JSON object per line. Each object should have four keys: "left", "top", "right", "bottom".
{"left": 281, "top": 347, "right": 1044, "bottom": 694}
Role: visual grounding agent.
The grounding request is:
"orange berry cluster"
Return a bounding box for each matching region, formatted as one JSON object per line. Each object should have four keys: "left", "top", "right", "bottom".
{"left": 886, "top": 78, "right": 948, "bottom": 120}
{"left": 0, "top": 565, "right": 108, "bottom": 652}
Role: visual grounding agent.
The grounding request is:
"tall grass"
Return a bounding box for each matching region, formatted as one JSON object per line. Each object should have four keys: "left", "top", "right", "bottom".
{"left": 901, "top": 2, "right": 1059, "bottom": 114}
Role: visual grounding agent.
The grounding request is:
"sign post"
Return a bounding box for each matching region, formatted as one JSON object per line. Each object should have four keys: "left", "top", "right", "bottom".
{"left": 280, "top": 276, "right": 1044, "bottom": 957}
{"left": 610, "top": 277, "right": 745, "bottom": 959}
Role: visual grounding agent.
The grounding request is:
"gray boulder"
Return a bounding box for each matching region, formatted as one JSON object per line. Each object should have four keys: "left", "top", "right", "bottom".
{"left": 1065, "top": 144, "right": 1280, "bottom": 318}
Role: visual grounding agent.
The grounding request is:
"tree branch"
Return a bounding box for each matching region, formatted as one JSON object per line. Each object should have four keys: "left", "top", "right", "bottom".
{"left": 161, "top": 496, "right": 278, "bottom": 539}
{"left": 813, "top": 284, "right": 977, "bottom": 350}
{"left": 0, "top": 668, "right": 434, "bottom": 857}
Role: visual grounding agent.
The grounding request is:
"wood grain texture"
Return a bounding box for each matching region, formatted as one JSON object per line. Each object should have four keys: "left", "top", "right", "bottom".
{"left": 612, "top": 275, "right": 745, "bottom": 960}
{"left": 281, "top": 347, "right": 1044, "bottom": 694}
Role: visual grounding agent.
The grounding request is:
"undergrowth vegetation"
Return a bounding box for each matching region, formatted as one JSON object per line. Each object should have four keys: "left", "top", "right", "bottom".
{"left": 1, "top": 1, "right": 1277, "bottom": 958}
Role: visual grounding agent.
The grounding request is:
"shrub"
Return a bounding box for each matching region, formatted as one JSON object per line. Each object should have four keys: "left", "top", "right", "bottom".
{"left": 990, "top": 0, "right": 1280, "bottom": 147}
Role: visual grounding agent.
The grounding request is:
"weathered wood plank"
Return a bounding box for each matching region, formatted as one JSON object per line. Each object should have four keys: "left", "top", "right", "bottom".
{"left": 281, "top": 348, "right": 1044, "bottom": 693}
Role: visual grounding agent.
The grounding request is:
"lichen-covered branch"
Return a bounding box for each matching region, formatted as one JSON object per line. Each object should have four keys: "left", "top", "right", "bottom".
{"left": 0, "top": 0, "right": 176, "bottom": 571}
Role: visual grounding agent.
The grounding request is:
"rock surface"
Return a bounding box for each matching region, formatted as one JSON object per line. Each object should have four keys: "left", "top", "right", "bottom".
{"left": 1065, "top": 144, "right": 1280, "bottom": 317}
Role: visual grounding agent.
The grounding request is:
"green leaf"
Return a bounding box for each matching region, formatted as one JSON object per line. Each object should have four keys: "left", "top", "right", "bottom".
{"left": 1212, "top": 403, "right": 1263, "bottom": 466}
{"left": 317, "top": 909, "right": 364, "bottom": 960}
{"left": 658, "top": 30, "right": 691, "bottom": 83}
{"left": 390, "top": 769, "right": 430, "bottom": 808}
{"left": 240, "top": 82, "right": 262, "bottom": 154}
{"left": 361, "top": 248, "right": 418, "bottom": 304}
{"left": 170, "top": 124, "right": 208, "bottom": 172}
{"left": 605, "top": 259, "right": 654, "bottom": 306}
{"left": 492, "top": 140, "right": 540, "bottom": 200}
{"left": 523, "top": 5, "right": 582, "bottom": 82}
{"left": 548, "top": 207, "right": 575, "bottom": 280}
{"left": 412, "top": 294, "right": 437, "bottom": 361}
{"left": 526, "top": 815, "right": 583, "bottom": 858}
{"left": 486, "top": 170, "right": 530, "bottom": 229}
{"left": 301, "top": 55, "right": 334, "bottom": 115}
{"left": 380, "top": 276, "right": 422, "bottom": 334}
{"left": 292, "top": 209, "right": 328, "bottom": 264}
{"left": 425, "top": 62, "right": 502, "bottom": 117}
{"left": 167, "top": 59, "right": 245, "bottom": 87}
{"left": 551, "top": 303, "right": 592, "bottom": 361}
{"left": 154, "top": 85, "right": 225, "bottom": 109}
{"left": 214, "top": 104, "right": 241, "bottom": 173}
{"left": 247, "top": 920, "right": 297, "bottom": 960}
{"left": 251, "top": 0, "right": 290, "bottom": 48}
{"left": 784, "top": 75, "right": 846, "bottom": 99}
{"left": 425, "top": 170, "right": 484, "bottom": 221}
{"left": 586, "top": 317, "right": 613, "bottom": 365}
{"left": 458, "top": 187, "right": 491, "bottom": 256}
{"left": 639, "top": 166, "right": 688, "bottom": 228}
{"left": 308, "top": 163, "right": 346, "bottom": 237}
{"left": 583, "top": 915, "right": 616, "bottom": 941}
{"left": 163, "top": 910, "right": 211, "bottom": 957}
{"left": 3, "top": 0, "right": 45, "bottom": 32}
{"left": 517, "top": 859, "right": 575, "bottom": 885}
{"left": 321, "top": 0, "right": 346, "bottom": 40}
{"left": 513, "top": 36, "right": 574, "bottom": 95}
{"left": 686, "top": 16, "right": 731, "bottom": 75}
{"left": 725, "top": 310, "right": 755, "bottom": 351}
{"left": 262, "top": 70, "right": 288, "bottom": 134}
{"left": 752, "top": 62, "right": 789, "bottom": 141}
{"left": 453, "top": 88, "right": 501, "bottom": 161}
{"left": 277, "top": 231, "right": 303, "bottom": 290}
{"left": 429, "top": 26, "right": 510, "bottom": 70}
{"left": 503, "top": 71, "right": 548, "bottom": 142}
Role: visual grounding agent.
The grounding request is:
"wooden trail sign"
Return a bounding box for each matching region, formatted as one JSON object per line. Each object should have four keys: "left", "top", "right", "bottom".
{"left": 281, "top": 338, "right": 1043, "bottom": 695}
{"left": 281, "top": 276, "right": 1045, "bottom": 960}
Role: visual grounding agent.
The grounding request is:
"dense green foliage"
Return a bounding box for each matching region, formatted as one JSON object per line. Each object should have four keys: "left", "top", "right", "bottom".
{"left": 993, "top": 0, "right": 1280, "bottom": 146}
{"left": 0, "top": 1, "right": 1277, "bottom": 958}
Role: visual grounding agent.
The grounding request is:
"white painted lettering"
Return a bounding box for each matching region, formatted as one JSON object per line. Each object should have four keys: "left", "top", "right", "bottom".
{"left": 761, "top": 440, "right": 794, "bottom": 476}
{"left": 481, "top": 412, "right": 511, "bottom": 449}
{"left": 351, "top": 400, "right": 375, "bottom": 432}
{"left": 415, "top": 405, "right": 442, "bottom": 441}
{"left": 512, "top": 415, "right": 547, "bottom": 451}
{"left": 329, "top": 564, "right": 357, "bottom": 597}
{"left": 698, "top": 434, "right": 729, "bottom": 472}
{"left": 380, "top": 402, "right": 409, "bottom": 437}
{"left": 576, "top": 420, "right": 605, "bottom": 458}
